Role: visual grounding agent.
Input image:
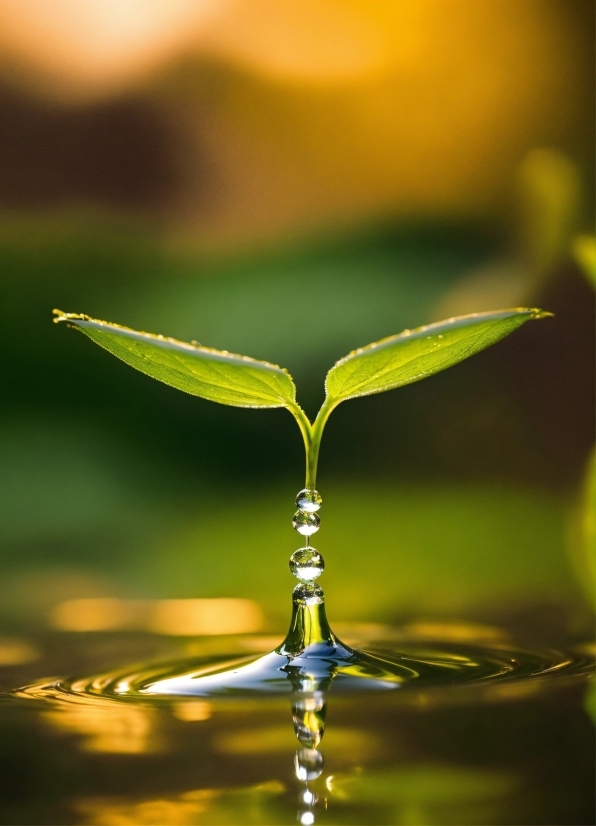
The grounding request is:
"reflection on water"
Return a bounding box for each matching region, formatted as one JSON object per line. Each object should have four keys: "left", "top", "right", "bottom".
{"left": 41, "top": 703, "right": 157, "bottom": 754}
{"left": 77, "top": 789, "right": 219, "bottom": 826}
{"left": 172, "top": 700, "right": 212, "bottom": 722}
{"left": 6, "top": 611, "right": 595, "bottom": 825}
{"left": 292, "top": 689, "right": 326, "bottom": 824}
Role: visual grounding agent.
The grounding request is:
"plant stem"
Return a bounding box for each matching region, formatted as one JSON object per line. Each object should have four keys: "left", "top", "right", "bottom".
{"left": 306, "top": 398, "right": 337, "bottom": 490}
{"left": 289, "top": 403, "right": 313, "bottom": 487}
{"left": 288, "top": 398, "right": 337, "bottom": 490}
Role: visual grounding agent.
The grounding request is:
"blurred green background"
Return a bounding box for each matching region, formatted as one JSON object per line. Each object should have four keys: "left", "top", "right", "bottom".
{"left": 0, "top": 0, "right": 594, "bottom": 638}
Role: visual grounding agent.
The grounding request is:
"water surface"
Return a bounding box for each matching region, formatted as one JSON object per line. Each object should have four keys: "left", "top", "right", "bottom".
{"left": 2, "top": 623, "right": 593, "bottom": 825}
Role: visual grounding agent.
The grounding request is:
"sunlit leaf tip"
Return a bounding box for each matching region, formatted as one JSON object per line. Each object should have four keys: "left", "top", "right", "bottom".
{"left": 324, "top": 307, "right": 551, "bottom": 405}
{"left": 53, "top": 310, "right": 298, "bottom": 410}
{"left": 528, "top": 309, "right": 554, "bottom": 319}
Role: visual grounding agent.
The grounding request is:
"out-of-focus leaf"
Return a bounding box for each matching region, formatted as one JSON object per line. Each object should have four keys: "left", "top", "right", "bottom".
{"left": 568, "top": 446, "right": 596, "bottom": 607}
{"left": 584, "top": 681, "right": 596, "bottom": 725}
{"left": 53, "top": 311, "right": 297, "bottom": 409}
{"left": 579, "top": 447, "right": 596, "bottom": 598}
{"left": 573, "top": 235, "right": 596, "bottom": 288}
{"left": 518, "top": 148, "right": 580, "bottom": 273}
{"left": 325, "top": 309, "right": 548, "bottom": 405}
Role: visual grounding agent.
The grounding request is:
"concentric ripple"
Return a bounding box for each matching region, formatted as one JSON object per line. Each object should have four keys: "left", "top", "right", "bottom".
{"left": 15, "top": 632, "right": 593, "bottom": 705}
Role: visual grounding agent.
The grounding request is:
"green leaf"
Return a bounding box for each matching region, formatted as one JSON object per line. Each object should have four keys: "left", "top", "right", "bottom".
{"left": 53, "top": 311, "right": 297, "bottom": 409}
{"left": 325, "top": 309, "right": 550, "bottom": 405}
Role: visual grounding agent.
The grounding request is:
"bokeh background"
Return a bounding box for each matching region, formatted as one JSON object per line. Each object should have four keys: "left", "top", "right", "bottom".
{"left": 0, "top": 0, "right": 594, "bottom": 646}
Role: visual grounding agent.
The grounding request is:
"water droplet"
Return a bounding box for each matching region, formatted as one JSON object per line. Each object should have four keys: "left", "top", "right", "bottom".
{"left": 290, "top": 548, "right": 324, "bottom": 581}
{"left": 293, "top": 692, "right": 326, "bottom": 747}
{"left": 293, "top": 511, "right": 320, "bottom": 536}
{"left": 293, "top": 582, "right": 324, "bottom": 605}
{"left": 294, "top": 718, "right": 324, "bottom": 748}
{"left": 295, "top": 747, "right": 324, "bottom": 781}
{"left": 296, "top": 489, "right": 322, "bottom": 512}
{"left": 301, "top": 790, "right": 317, "bottom": 806}
{"left": 300, "top": 812, "right": 315, "bottom": 826}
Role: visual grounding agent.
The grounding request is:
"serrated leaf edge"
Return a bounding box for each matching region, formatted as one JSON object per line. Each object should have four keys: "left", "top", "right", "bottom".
{"left": 53, "top": 309, "right": 294, "bottom": 380}
{"left": 324, "top": 308, "right": 549, "bottom": 400}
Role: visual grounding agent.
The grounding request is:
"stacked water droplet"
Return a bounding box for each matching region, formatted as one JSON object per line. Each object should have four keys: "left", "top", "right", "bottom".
{"left": 291, "top": 489, "right": 324, "bottom": 603}
{"left": 290, "top": 548, "right": 324, "bottom": 581}
{"left": 292, "top": 488, "right": 322, "bottom": 536}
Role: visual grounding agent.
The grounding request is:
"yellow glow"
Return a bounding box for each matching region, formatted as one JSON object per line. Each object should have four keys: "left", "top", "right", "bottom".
{"left": 43, "top": 704, "right": 157, "bottom": 754}
{"left": 51, "top": 598, "right": 142, "bottom": 631}
{"left": 0, "top": 0, "right": 587, "bottom": 245}
{"left": 201, "top": 0, "right": 410, "bottom": 84}
{"left": 0, "top": 0, "right": 223, "bottom": 99}
{"left": 76, "top": 791, "right": 216, "bottom": 826}
{"left": 573, "top": 235, "right": 596, "bottom": 285}
{"left": 50, "top": 597, "right": 263, "bottom": 635}
{"left": 147, "top": 598, "right": 263, "bottom": 636}
{"left": 172, "top": 700, "right": 212, "bottom": 721}
{"left": 162, "top": 0, "right": 588, "bottom": 248}
{"left": 76, "top": 786, "right": 283, "bottom": 825}
{"left": 0, "top": 638, "right": 39, "bottom": 666}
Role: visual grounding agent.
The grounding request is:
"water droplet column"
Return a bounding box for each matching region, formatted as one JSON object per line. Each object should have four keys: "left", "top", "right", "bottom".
{"left": 280, "top": 488, "right": 346, "bottom": 661}
{"left": 291, "top": 487, "right": 324, "bottom": 612}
